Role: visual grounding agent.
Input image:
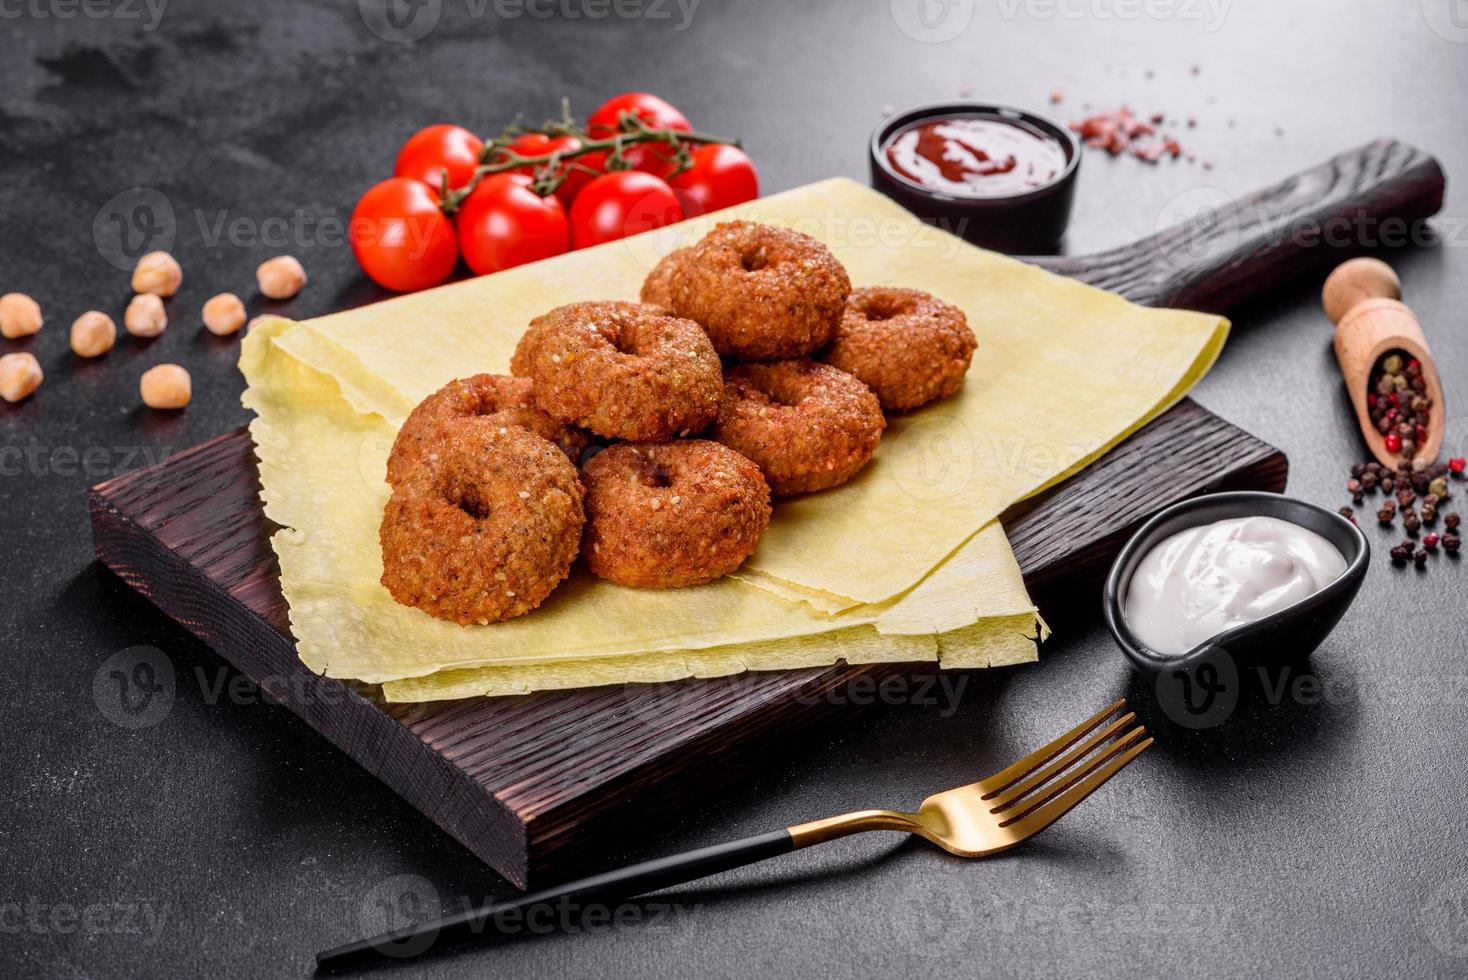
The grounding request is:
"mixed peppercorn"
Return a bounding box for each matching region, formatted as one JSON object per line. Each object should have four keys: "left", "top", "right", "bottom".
{"left": 1367, "top": 351, "right": 1432, "bottom": 459}
{"left": 1340, "top": 456, "right": 1466, "bottom": 570}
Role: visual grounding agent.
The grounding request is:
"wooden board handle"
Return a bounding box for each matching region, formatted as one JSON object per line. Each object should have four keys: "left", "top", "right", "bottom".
{"left": 1034, "top": 139, "right": 1445, "bottom": 311}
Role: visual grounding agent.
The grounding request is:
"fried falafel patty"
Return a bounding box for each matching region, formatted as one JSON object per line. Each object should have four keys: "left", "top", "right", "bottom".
{"left": 822, "top": 287, "right": 977, "bottom": 411}
{"left": 581, "top": 440, "right": 772, "bottom": 588}
{"left": 386, "top": 373, "right": 588, "bottom": 487}
{"left": 511, "top": 300, "right": 723, "bottom": 441}
{"left": 379, "top": 422, "right": 584, "bottom": 625}
{"left": 709, "top": 360, "right": 885, "bottom": 496}
{"left": 665, "top": 221, "right": 851, "bottom": 361}
{"left": 639, "top": 247, "right": 692, "bottom": 309}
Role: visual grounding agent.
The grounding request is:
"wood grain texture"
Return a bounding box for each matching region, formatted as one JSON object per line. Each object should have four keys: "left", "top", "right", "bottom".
{"left": 91, "top": 138, "right": 1444, "bottom": 888}
{"left": 1030, "top": 139, "right": 1445, "bottom": 310}
{"left": 90, "top": 403, "right": 1284, "bottom": 886}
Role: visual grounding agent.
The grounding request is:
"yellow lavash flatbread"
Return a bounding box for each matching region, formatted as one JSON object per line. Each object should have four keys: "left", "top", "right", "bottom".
{"left": 242, "top": 316, "right": 1044, "bottom": 695}
{"left": 239, "top": 178, "right": 1227, "bottom": 699}
{"left": 271, "top": 178, "right": 1226, "bottom": 609}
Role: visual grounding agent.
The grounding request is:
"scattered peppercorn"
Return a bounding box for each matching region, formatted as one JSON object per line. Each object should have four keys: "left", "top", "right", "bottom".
{"left": 1424, "top": 533, "right": 1441, "bottom": 552}
{"left": 1415, "top": 549, "right": 1429, "bottom": 567}
{"left": 1446, "top": 512, "right": 1461, "bottom": 530}
{"left": 1339, "top": 506, "right": 1355, "bottom": 520}
{"left": 1430, "top": 477, "right": 1450, "bottom": 498}
{"left": 1445, "top": 533, "right": 1462, "bottom": 555}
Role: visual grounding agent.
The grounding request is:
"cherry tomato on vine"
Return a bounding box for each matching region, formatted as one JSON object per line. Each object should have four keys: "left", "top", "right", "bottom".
{"left": 667, "top": 144, "right": 759, "bottom": 217}
{"left": 393, "top": 124, "right": 484, "bottom": 193}
{"left": 569, "top": 171, "right": 684, "bottom": 249}
{"left": 350, "top": 178, "right": 460, "bottom": 292}
{"left": 587, "top": 92, "right": 690, "bottom": 138}
{"left": 455, "top": 174, "right": 570, "bottom": 276}
{"left": 500, "top": 133, "right": 600, "bottom": 206}
{"left": 588, "top": 93, "right": 691, "bottom": 177}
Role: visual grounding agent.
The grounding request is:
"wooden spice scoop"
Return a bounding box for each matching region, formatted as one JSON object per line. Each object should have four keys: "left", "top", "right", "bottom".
{"left": 1322, "top": 257, "right": 1446, "bottom": 468}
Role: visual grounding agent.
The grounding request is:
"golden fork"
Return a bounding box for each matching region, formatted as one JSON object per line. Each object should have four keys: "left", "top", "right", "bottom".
{"left": 318, "top": 699, "right": 1150, "bottom": 969}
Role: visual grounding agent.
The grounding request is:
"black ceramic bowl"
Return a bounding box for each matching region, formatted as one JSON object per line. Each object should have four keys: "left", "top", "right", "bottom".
{"left": 869, "top": 101, "right": 1081, "bottom": 254}
{"left": 1103, "top": 492, "right": 1370, "bottom": 678}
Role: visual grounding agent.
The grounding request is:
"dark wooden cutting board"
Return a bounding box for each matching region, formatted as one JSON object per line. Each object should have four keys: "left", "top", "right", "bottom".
{"left": 89, "top": 139, "right": 1441, "bottom": 888}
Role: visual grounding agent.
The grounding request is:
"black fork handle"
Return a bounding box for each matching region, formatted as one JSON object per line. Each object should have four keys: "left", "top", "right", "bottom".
{"left": 316, "top": 829, "right": 796, "bottom": 970}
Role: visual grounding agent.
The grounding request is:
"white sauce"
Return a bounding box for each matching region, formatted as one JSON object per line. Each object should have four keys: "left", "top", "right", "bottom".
{"left": 1124, "top": 516, "right": 1346, "bottom": 656}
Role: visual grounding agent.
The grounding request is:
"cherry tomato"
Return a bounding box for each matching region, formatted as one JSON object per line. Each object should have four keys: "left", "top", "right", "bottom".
{"left": 455, "top": 174, "right": 570, "bottom": 276}
{"left": 498, "top": 133, "right": 600, "bottom": 206}
{"left": 569, "top": 171, "right": 684, "bottom": 249}
{"left": 667, "top": 144, "right": 759, "bottom": 217}
{"left": 393, "top": 124, "right": 484, "bottom": 193}
{"left": 587, "top": 92, "right": 690, "bottom": 139}
{"left": 587, "top": 93, "right": 691, "bottom": 177}
{"left": 350, "top": 178, "right": 460, "bottom": 292}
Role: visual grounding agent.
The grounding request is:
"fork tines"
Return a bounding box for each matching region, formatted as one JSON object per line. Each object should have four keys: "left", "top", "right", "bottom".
{"left": 981, "top": 699, "right": 1151, "bottom": 836}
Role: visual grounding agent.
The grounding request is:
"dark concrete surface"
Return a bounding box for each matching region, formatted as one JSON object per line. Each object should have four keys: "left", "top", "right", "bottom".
{"left": 3, "top": 1, "right": 1468, "bottom": 977}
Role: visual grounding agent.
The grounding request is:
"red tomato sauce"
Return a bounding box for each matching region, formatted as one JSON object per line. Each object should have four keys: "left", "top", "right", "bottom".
{"left": 883, "top": 116, "right": 1068, "bottom": 198}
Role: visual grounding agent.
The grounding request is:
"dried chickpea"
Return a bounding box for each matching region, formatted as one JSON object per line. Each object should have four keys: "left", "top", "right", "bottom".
{"left": 131, "top": 251, "right": 183, "bottom": 297}
{"left": 0, "top": 352, "right": 43, "bottom": 402}
{"left": 140, "top": 363, "right": 191, "bottom": 409}
{"left": 256, "top": 255, "right": 307, "bottom": 299}
{"left": 70, "top": 311, "right": 117, "bottom": 358}
{"left": 0, "top": 292, "right": 43, "bottom": 339}
{"left": 124, "top": 293, "right": 167, "bottom": 338}
{"left": 202, "top": 292, "right": 247, "bottom": 336}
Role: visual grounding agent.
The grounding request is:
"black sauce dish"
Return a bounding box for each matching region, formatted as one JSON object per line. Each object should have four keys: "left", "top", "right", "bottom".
{"left": 869, "top": 101, "right": 1081, "bottom": 254}
{"left": 1103, "top": 492, "right": 1370, "bottom": 679}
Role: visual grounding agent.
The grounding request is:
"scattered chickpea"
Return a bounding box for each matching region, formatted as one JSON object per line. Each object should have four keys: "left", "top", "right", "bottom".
{"left": 70, "top": 311, "right": 117, "bottom": 358}
{"left": 140, "top": 363, "right": 191, "bottom": 410}
{"left": 0, "top": 292, "right": 43, "bottom": 339}
{"left": 124, "top": 293, "right": 168, "bottom": 338}
{"left": 0, "top": 352, "right": 43, "bottom": 402}
{"left": 256, "top": 255, "right": 307, "bottom": 300}
{"left": 202, "top": 292, "right": 247, "bottom": 336}
{"left": 131, "top": 251, "right": 183, "bottom": 297}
